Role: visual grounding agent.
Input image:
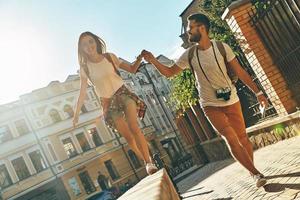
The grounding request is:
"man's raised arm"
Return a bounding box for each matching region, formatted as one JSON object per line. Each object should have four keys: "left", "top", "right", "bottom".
{"left": 142, "top": 50, "right": 183, "bottom": 78}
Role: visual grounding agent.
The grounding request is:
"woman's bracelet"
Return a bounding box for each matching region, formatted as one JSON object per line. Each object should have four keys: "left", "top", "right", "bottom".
{"left": 255, "top": 91, "right": 264, "bottom": 97}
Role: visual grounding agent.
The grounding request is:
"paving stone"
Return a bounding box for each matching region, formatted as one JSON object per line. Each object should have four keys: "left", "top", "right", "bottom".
{"left": 177, "top": 136, "right": 300, "bottom": 200}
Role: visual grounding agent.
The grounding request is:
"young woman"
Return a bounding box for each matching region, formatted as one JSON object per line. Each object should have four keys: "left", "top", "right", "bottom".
{"left": 73, "top": 32, "right": 158, "bottom": 175}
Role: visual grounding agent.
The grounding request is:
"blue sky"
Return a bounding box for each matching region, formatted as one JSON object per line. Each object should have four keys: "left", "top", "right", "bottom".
{"left": 0, "top": 0, "right": 188, "bottom": 104}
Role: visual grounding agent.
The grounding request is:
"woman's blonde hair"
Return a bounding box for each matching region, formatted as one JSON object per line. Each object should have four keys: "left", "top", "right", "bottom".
{"left": 78, "top": 32, "right": 106, "bottom": 80}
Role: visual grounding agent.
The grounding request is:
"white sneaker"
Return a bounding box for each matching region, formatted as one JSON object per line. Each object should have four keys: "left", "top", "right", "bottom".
{"left": 146, "top": 163, "right": 158, "bottom": 175}
{"left": 253, "top": 174, "right": 267, "bottom": 187}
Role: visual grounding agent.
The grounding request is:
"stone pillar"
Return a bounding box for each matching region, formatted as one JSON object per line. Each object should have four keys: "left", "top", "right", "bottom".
{"left": 175, "top": 114, "right": 209, "bottom": 164}
{"left": 185, "top": 108, "right": 208, "bottom": 142}
{"left": 190, "top": 102, "right": 216, "bottom": 139}
{"left": 222, "top": 0, "right": 298, "bottom": 115}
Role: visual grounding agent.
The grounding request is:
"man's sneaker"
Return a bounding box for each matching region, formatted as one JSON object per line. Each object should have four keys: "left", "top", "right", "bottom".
{"left": 253, "top": 174, "right": 267, "bottom": 187}
{"left": 146, "top": 163, "right": 158, "bottom": 175}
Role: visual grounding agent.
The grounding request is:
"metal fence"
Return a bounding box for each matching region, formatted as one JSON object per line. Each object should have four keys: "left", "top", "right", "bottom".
{"left": 235, "top": 50, "right": 278, "bottom": 126}
{"left": 249, "top": 0, "right": 300, "bottom": 104}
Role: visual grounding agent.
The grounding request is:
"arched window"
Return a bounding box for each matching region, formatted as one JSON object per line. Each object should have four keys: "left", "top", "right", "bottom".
{"left": 49, "top": 109, "right": 62, "bottom": 123}
{"left": 81, "top": 104, "right": 88, "bottom": 113}
{"left": 128, "top": 150, "right": 141, "bottom": 169}
{"left": 146, "top": 95, "right": 153, "bottom": 106}
{"left": 64, "top": 105, "right": 74, "bottom": 118}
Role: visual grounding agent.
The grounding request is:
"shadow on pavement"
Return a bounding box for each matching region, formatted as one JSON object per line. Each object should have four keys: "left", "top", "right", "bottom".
{"left": 182, "top": 187, "right": 204, "bottom": 193}
{"left": 177, "top": 159, "right": 235, "bottom": 193}
{"left": 265, "top": 171, "right": 300, "bottom": 179}
{"left": 181, "top": 190, "right": 213, "bottom": 199}
{"left": 263, "top": 183, "right": 300, "bottom": 192}
{"left": 212, "top": 198, "right": 233, "bottom": 200}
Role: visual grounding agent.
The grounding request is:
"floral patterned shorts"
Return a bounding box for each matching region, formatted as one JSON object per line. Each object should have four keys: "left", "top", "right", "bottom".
{"left": 100, "top": 85, "right": 147, "bottom": 130}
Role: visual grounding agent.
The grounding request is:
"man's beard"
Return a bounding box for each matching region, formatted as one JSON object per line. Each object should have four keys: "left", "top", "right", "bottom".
{"left": 189, "top": 32, "right": 201, "bottom": 43}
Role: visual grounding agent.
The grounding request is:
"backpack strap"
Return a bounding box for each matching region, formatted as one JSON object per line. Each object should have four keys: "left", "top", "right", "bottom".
{"left": 103, "top": 53, "right": 121, "bottom": 76}
{"left": 216, "top": 41, "right": 226, "bottom": 59}
{"left": 186, "top": 45, "right": 199, "bottom": 93}
{"left": 216, "top": 41, "right": 238, "bottom": 84}
{"left": 187, "top": 45, "right": 198, "bottom": 77}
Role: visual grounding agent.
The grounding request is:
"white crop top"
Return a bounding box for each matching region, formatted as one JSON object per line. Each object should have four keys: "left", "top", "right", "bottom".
{"left": 80, "top": 53, "right": 124, "bottom": 98}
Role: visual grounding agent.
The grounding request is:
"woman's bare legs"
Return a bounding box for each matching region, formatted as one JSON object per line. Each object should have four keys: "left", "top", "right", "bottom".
{"left": 124, "top": 100, "right": 152, "bottom": 164}
{"left": 113, "top": 116, "right": 144, "bottom": 161}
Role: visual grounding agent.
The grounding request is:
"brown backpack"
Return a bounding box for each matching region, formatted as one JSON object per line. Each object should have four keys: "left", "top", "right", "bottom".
{"left": 187, "top": 41, "right": 238, "bottom": 84}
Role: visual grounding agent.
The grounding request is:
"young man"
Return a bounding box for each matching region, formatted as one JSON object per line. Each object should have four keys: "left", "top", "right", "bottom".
{"left": 142, "top": 13, "right": 268, "bottom": 187}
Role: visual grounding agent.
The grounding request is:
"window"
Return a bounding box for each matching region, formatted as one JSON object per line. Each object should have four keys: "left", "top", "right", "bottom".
{"left": 68, "top": 177, "right": 81, "bottom": 196}
{"left": 139, "top": 79, "right": 145, "bottom": 85}
{"left": 162, "top": 140, "right": 180, "bottom": 163}
{"left": 157, "top": 117, "right": 165, "bottom": 129}
{"left": 88, "top": 128, "right": 103, "bottom": 147}
{"left": 63, "top": 105, "right": 74, "bottom": 118}
{"left": 47, "top": 143, "right": 58, "bottom": 162}
{"left": 149, "top": 117, "right": 159, "bottom": 131}
{"left": 76, "top": 133, "right": 91, "bottom": 152}
{"left": 0, "top": 125, "right": 12, "bottom": 143}
{"left": 15, "top": 119, "right": 30, "bottom": 136}
{"left": 89, "top": 91, "right": 95, "bottom": 99}
{"left": 162, "top": 115, "right": 171, "bottom": 128}
{"left": 0, "top": 164, "right": 13, "bottom": 189}
{"left": 104, "top": 160, "right": 120, "bottom": 181}
{"left": 150, "top": 93, "right": 157, "bottom": 104}
{"left": 146, "top": 95, "right": 154, "bottom": 106}
{"left": 150, "top": 140, "right": 160, "bottom": 154}
{"left": 49, "top": 109, "right": 62, "bottom": 123}
{"left": 128, "top": 150, "right": 141, "bottom": 169}
{"left": 81, "top": 104, "right": 88, "bottom": 113}
{"left": 11, "top": 157, "right": 31, "bottom": 181}
{"left": 62, "top": 138, "right": 78, "bottom": 158}
{"left": 29, "top": 150, "right": 47, "bottom": 173}
{"left": 78, "top": 171, "right": 96, "bottom": 194}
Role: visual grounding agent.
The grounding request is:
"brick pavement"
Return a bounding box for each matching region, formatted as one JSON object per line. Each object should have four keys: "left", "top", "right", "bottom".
{"left": 177, "top": 136, "right": 300, "bottom": 200}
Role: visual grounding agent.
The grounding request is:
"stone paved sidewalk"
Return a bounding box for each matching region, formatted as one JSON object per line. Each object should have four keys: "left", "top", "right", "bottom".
{"left": 177, "top": 136, "right": 300, "bottom": 200}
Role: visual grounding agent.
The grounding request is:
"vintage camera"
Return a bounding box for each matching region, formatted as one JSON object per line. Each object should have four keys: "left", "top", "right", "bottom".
{"left": 216, "top": 87, "right": 231, "bottom": 101}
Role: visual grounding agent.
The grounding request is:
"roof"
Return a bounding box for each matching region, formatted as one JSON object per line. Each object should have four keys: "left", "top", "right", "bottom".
{"left": 180, "top": 0, "right": 196, "bottom": 17}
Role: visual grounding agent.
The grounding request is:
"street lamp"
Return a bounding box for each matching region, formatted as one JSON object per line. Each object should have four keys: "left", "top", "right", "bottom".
{"left": 140, "top": 63, "right": 186, "bottom": 155}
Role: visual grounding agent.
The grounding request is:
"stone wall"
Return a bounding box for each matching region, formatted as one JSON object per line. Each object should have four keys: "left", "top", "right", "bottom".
{"left": 247, "top": 111, "right": 300, "bottom": 149}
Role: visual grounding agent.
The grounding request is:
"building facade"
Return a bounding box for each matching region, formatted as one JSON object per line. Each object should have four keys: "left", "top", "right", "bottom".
{"left": 0, "top": 56, "right": 187, "bottom": 200}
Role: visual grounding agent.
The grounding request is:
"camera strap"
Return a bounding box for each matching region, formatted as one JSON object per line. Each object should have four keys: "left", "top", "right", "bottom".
{"left": 195, "top": 41, "right": 232, "bottom": 89}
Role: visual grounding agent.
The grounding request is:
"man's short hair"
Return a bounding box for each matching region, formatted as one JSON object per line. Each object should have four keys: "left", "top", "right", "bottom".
{"left": 188, "top": 13, "right": 210, "bottom": 32}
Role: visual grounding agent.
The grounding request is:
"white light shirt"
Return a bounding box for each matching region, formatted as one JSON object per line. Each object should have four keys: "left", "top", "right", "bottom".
{"left": 175, "top": 40, "right": 239, "bottom": 107}
{"left": 80, "top": 53, "right": 124, "bottom": 98}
